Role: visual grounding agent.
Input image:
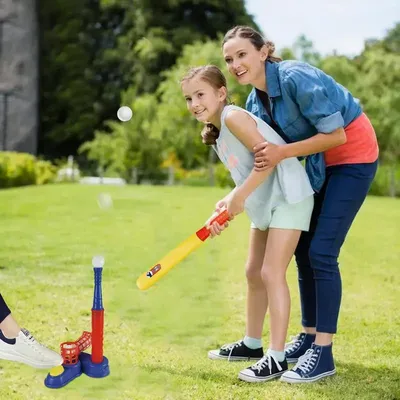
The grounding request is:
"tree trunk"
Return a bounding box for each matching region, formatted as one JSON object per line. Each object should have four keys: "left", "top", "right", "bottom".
{"left": 208, "top": 146, "right": 216, "bottom": 186}
{"left": 388, "top": 165, "right": 396, "bottom": 197}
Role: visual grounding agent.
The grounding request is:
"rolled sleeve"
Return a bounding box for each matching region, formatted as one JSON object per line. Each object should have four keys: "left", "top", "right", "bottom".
{"left": 283, "top": 66, "right": 345, "bottom": 133}
{"left": 315, "top": 111, "right": 344, "bottom": 133}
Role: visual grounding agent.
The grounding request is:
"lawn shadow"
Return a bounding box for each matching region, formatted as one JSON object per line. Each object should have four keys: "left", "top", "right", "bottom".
{"left": 140, "top": 362, "right": 241, "bottom": 384}
{"left": 139, "top": 359, "right": 400, "bottom": 398}
{"left": 330, "top": 360, "right": 400, "bottom": 399}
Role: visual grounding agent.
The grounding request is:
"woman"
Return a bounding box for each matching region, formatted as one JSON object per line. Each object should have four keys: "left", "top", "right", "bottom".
{"left": 207, "top": 25, "right": 378, "bottom": 384}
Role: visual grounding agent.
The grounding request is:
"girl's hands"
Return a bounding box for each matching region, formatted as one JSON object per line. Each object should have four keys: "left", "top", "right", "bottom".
{"left": 208, "top": 193, "right": 244, "bottom": 238}
{"left": 208, "top": 196, "right": 234, "bottom": 238}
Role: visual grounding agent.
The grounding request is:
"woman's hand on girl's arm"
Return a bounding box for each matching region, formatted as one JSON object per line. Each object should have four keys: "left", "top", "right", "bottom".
{"left": 253, "top": 142, "right": 285, "bottom": 170}
{"left": 253, "top": 128, "right": 347, "bottom": 170}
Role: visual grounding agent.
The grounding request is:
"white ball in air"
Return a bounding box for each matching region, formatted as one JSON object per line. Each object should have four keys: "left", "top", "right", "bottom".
{"left": 117, "top": 106, "right": 132, "bottom": 122}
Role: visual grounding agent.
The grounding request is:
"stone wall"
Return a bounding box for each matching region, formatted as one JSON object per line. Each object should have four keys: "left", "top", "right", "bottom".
{"left": 0, "top": 0, "right": 38, "bottom": 154}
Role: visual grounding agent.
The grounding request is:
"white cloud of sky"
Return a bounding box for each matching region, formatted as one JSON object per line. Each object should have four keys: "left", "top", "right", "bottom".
{"left": 245, "top": 0, "right": 399, "bottom": 56}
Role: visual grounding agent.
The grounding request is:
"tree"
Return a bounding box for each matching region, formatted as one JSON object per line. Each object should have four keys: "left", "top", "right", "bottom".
{"left": 129, "top": 0, "right": 258, "bottom": 95}
{"left": 38, "top": 0, "right": 133, "bottom": 158}
{"left": 356, "top": 48, "right": 400, "bottom": 160}
{"left": 38, "top": 0, "right": 258, "bottom": 159}
{"left": 381, "top": 22, "right": 400, "bottom": 53}
{"left": 140, "top": 38, "right": 252, "bottom": 169}
{"left": 279, "top": 47, "right": 296, "bottom": 60}
{"left": 79, "top": 37, "right": 252, "bottom": 179}
{"left": 350, "top": 23, "right": 400, "bottom": 196}
{"left": 292, "top": 34, "right": 321, "bottom": 66}
{"left": 319, "top": 55, "right": 358, "bottom": 93}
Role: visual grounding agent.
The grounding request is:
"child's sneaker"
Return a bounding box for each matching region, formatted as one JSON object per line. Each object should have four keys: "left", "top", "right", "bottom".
{"left": 208, "top": 340, "right": 263, "bottom": 361}
{"left": 238, "top": 354, "right": 288, "bottom": 382}
{"left": 280, "top": 343, "right": 336, "bottom": 383}
{"left": 285, "top": 332, "right": 315, "bottom": 363}
{"left": 0, "top": 328, "right": 63, "bottom": 369}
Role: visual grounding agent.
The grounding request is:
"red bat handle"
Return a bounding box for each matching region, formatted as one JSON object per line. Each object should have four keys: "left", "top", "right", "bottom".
{"left": 196, "top": 209, "right": 230, "bottom": 241}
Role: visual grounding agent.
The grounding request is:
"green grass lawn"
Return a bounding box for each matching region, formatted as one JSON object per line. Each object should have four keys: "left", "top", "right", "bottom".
{"left": 0, "top": 184, "right": 399, "bottom": 400}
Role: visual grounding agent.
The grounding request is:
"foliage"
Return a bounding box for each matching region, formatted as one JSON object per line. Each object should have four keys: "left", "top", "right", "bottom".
{"left": 79, "top": 94, "right": 164, "bottom": 181}
{"left": 38, "top": 1, "right": 399, "bottom": 197}
{"left": 179, "top": 168, "right": 210, "bottom": 186}
{"left": 38, "top": 0, "right": 257, "bottom": 158}
{"left": 38, "top": 0, "right": 131, "bottom": 157}
{"left": 369, "top": 163, "right": 400, "bottom": 197}
{"left": 319, "top": 55, "right": 359, "bottom": 93}
{"left": 0, "top": 152, "right": 56, "bottom": 188}
{"left": 214, "top": 162, "right": 235, "bottom": 188}
{"left": 355, "top": 47, "right": 400, "bottom": 166}
{"left": 81, "top": 38, "right": 252, "bottom": 178}
{"left": 292, "top": 34, "right": 322, "bottom": 66}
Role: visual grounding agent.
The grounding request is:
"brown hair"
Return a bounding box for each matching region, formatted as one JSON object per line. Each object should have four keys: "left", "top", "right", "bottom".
{"left": 181, "top": 65, "right": 227, "bottom": 145}
{"left": 222, "top": 26, "right": 282, "bottom": 63}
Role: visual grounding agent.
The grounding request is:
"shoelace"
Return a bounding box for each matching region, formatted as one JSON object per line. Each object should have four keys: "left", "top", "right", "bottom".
{"left": 221, "top": 340, "right": 243, "bottom": 361}
{"left": 294, "top": 348, "right": 318, "bottom": 374}
{"left": 21, "top": 329, "right": 46, "bottom": 356}
{"left": 251, "top": 354, "right": 283, "bottom": 374}
{"left": 285, "top": 334, "right": 302, "bottom": 352}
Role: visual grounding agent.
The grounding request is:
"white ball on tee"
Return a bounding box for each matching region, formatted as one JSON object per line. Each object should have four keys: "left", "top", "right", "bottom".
{"left": 92, "top": 255, "right": 105, "bottom": 269}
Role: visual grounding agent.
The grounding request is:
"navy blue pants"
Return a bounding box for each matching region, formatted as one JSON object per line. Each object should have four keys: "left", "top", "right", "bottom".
{"left": 295, "top": 161, "right": 378, "bottom": 333}
{"left": 0, "top": 293, "right": 11, "bottom": 324}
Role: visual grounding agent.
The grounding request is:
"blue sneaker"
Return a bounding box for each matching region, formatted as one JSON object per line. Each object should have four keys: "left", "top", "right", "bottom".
{"left": 280, "top": 343, "right": 336, "bottom": 383}
{"left": 285, "top": 332, "right": 315, "bottom": 363}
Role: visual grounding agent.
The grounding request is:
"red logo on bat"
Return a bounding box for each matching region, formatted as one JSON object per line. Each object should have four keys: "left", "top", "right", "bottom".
{"left": 146, "top": 264, "right": 161, "bottom": 278}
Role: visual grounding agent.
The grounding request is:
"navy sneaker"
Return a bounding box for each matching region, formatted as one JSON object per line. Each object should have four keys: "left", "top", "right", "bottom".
{"left": 208, "top": 340, "right": 263, "bottom": 361}
{"left": 238, "top": 354, "right": 288, "bottom": 382}
{"left": 280, "top": 343, "right": 336, "bottom": 383}
{"left": 285, "top": 332, "right": 315, "bottom": 363}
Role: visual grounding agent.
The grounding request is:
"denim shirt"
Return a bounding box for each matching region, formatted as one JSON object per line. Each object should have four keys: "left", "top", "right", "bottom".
{"left": 246, "top": 60, "right": 362, "bottom": 191}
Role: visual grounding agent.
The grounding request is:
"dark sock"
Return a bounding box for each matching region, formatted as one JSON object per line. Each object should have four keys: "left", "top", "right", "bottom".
{"left": 0, "top": 329, "right": 17, "bottom": 344}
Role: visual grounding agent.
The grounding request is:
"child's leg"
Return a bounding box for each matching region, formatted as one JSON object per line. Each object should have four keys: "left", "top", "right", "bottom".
{"left": 261, "top": 228, "right": 301, "bottom": 352}
{"left": 245, "top": 228, "right": 269, "bottom": 339}
{"left": 208, "top": 228, "right": 268, "bottom": 361}
{"left": 237, "top": 228, "right": 302, "bottom": 382}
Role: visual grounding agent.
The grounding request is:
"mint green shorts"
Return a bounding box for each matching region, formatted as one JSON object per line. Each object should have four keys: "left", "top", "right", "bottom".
{"left": 251, "top": 195, "right": 314, "bottom": 232}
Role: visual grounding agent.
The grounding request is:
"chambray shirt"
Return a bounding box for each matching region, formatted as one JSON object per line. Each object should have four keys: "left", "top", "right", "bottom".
{"left": 246, "top": 60, "right": 362, "bottom": 191}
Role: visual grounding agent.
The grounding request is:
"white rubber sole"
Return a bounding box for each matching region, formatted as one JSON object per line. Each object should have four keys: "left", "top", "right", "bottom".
{"left": 0, "top": 349, "right": 62, "bottom": 369}
{"left": 208, "top": 350, "right": 262, "bottom": 362}
{"left": 280, "top": 369, "right": 336, "bottom": 383}
{"left": 238, "top": 370, "right": 286, "bottom": 383}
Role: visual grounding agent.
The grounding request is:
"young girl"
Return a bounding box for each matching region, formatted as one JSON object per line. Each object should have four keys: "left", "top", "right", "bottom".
{"left": 181, "top": 65, "right": 314, "bottom": 382}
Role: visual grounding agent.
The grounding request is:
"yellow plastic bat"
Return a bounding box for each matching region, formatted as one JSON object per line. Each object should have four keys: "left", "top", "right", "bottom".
{"left": 136, "top": 210, "right": 230, "bottom": 290}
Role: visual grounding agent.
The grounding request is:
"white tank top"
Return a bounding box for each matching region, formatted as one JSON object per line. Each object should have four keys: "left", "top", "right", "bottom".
{"left": 213, "top": 105, "right": 314, "bottom": 230}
